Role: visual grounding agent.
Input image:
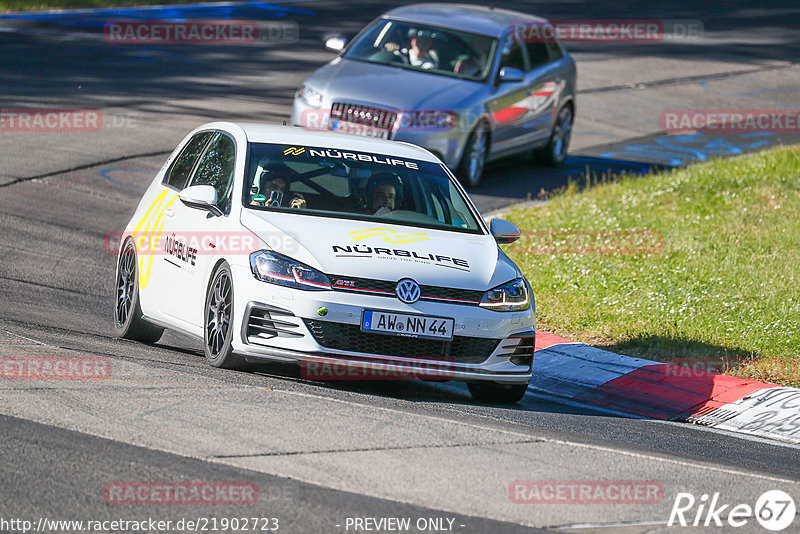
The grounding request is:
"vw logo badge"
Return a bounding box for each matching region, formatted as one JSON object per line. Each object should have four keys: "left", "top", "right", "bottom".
{"left": 396, "top": 279, "right": 421, "bottom": 304}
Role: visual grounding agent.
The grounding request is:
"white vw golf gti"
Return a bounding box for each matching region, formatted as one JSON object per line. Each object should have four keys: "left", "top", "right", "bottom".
{"left": 115, "top": 122, "right": 535, "bottom": 402}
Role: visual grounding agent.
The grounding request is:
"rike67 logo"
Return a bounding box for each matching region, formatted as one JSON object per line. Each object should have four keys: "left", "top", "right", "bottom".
{"left": 669, "top": 490, "right": 796, "bottom": 531}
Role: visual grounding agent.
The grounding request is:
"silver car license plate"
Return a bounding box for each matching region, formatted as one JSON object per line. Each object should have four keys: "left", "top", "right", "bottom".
{"left": 332, "top": 120, "right": 389, "bottom": 139}
{"left": 361, "top": 310, "right": 454, "bottom": 340}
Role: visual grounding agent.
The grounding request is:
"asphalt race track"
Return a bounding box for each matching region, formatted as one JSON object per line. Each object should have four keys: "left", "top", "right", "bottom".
{"left": 1, "top": 1, "right": 800, "bottom": 532}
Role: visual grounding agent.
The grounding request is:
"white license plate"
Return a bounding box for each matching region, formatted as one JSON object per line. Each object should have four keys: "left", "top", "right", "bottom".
{"left": 361, "top": 310, "right": 454, "bottom": 341}
{"left": 332, "top": 120, "right": 389, "bottom": 139}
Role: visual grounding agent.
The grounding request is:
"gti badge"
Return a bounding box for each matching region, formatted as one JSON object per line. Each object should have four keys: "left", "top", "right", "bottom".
{"left": 396, "top": 279, "right": 421, "bottom": 304}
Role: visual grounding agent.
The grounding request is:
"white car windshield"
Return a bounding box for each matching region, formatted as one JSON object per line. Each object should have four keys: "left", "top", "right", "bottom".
{"left": 344, "top": 19, "right": 497, "bottom": 81}
{"left": 244, "top": 143, "right": 483, "bottom": 234}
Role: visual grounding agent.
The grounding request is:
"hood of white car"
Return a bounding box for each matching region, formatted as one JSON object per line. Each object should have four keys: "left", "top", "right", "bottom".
{"left": 240, "top": 209, "right": 519, "bottom": 290}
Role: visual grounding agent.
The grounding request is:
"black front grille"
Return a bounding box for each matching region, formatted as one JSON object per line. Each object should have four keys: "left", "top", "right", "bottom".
{"left": 424, "top": 285, "right": 483, "bottom": 303}
{"left": 303, "top": 320, "right": 499, "bottom": 364}
{"left": 330, "top": 275, "right": 396, "bottom": 294}
{"left": 330, "top": 102, "right": 398, "bottom": 131}
{"left": 329, "top": 275, "right": 483, "bottom": 305}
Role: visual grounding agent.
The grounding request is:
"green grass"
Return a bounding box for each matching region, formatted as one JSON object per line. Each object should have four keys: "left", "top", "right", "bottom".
{"left": 0, "top": 0, "right": 200, "bottom": 11}
{"left": 503, "top": 145, "right": 800, "bottom": 386}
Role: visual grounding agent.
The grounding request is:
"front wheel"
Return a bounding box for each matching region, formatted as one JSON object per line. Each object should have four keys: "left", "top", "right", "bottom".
{"left": 468, "top": 381, "right": 528, "bottom": 403}
{"left": 456, "top": 121, "right": 489, "bottom": 188}
{"left": 114, "top": 239, "right": 164, "bottom": 343}
{"left": 204, "top": 263, "right": 246, "bottom": 370}
{"left": 535, "top": 105, "right": 573, "bottom": 166}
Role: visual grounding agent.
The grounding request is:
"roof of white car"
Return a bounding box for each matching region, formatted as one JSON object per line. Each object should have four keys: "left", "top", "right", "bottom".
{"left": 204, "top": 122, "right": 441, "bottom": 163}
{"left": 384, "top": 3, "right": 549, "bottom": 38}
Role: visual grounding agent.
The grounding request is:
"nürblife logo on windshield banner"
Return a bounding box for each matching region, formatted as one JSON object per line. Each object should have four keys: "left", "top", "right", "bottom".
{"left": 282, "top": 145, "right": 420, "bottom": 170}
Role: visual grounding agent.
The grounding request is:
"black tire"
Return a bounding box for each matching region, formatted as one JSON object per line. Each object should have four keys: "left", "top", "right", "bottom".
{"left": 534, "top": 104, "right": 573, "bottom": 166}
{"left": 456, "top": 121, "right": 489, "bottom": 188}
{"left": 114, "top": 239, "right": 164, "bottom": 344}
{"left": 204, "top": 262, "right": 246, "bottom": 370}
{"left": 468, "top": 381, "right": 529, "bottom": 403}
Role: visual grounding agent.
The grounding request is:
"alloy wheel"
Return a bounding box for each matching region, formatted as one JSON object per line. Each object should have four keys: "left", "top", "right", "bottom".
{"left": 467, "top": 128, "right": 487, "bottom": 185}
{"left": 115, "top": 244, "right": 135, "bottom": 327}
{"left": 552, "top": 106, "right": 573, "bottom": 162}
{"left": 206, "top": 271, "right": 232, "bottom": 357}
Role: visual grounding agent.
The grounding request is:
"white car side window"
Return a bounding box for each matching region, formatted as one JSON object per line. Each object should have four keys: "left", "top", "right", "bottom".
{"left": 162, "top": 132, "right": 213, "bottom": 190}
{"left": 189, "top": 133, "right": 236, "bottom": 213}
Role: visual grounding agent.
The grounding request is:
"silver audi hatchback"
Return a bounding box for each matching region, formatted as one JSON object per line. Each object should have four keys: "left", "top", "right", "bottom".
{"left": 291, "top": 3, "right": 576, "bottom": 187}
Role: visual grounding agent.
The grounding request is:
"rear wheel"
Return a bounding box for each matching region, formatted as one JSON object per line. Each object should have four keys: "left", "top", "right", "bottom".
{"left": 535, "top": 104, "right": 573, "bottom": 166}
{"left": 456, "top": 121, "right": 489, "bottom": 188}
{"left": 468, "top": 381, "right": 528, "bottom": 404}
{"left": 204, "top": 263, "right": 246, "bottom": 370}
{"left": 114, "top": 239, "right": 164, "bottom": 343}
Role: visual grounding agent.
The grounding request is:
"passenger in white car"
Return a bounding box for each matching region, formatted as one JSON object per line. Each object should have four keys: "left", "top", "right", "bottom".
{"left": 251, "top": 164, "right": 306, "bottom": 209}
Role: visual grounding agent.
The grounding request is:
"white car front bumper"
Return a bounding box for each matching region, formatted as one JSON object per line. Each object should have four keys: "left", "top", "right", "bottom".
{"left": 230, "top": 263, "right": 535, "bottom": 384}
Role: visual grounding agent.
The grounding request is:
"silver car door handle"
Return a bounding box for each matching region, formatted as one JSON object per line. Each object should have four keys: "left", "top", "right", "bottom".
{"left": 163, "top": 208, "right": 175, "bottom": 217}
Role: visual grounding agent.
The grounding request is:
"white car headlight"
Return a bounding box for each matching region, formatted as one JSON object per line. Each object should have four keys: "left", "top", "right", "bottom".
{"left": 479, "top": 278, "right": 529, "bottom": 312}
{"left": 249, "top": 250, "right": 331, "bottom": 291}
{"left": 297, "top": 84, "right": 323, "bottom": 108}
